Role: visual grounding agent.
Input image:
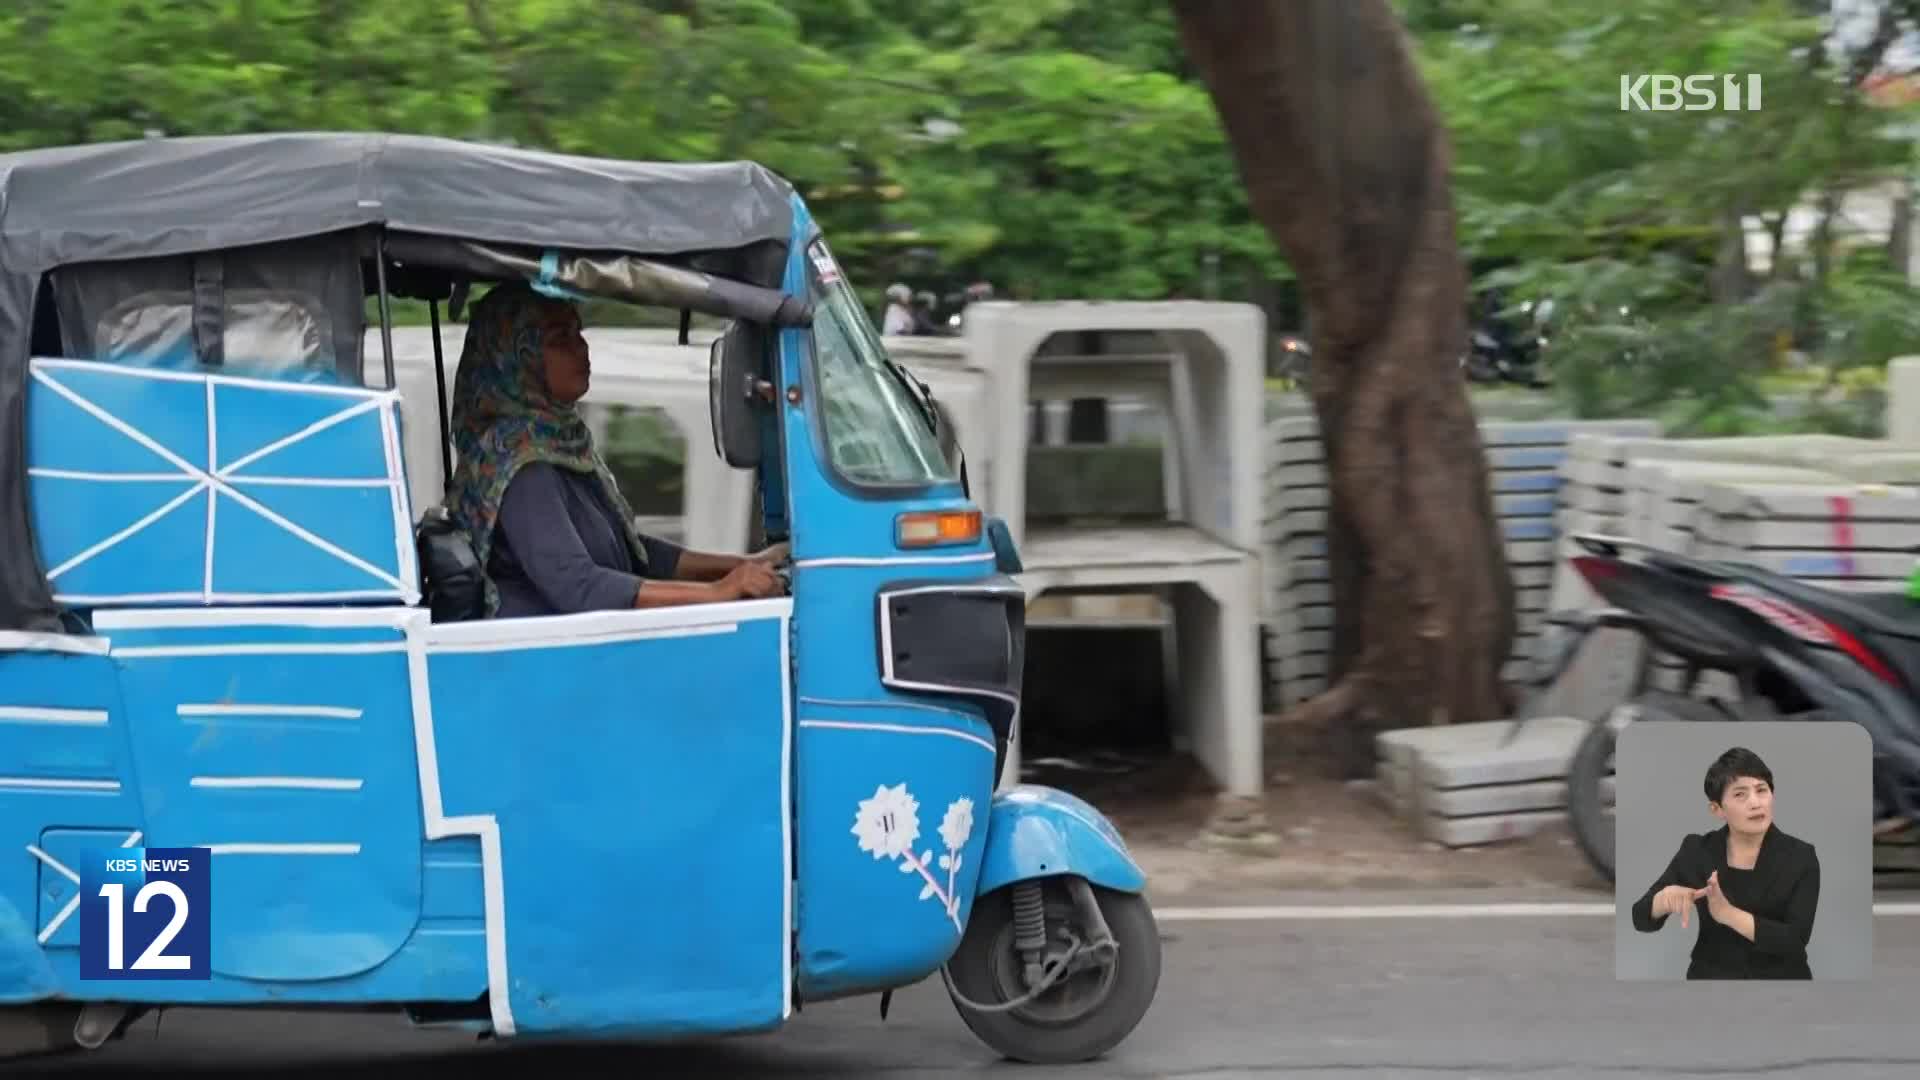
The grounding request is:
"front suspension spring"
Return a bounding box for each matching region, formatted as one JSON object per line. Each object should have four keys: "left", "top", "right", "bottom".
{"left": 1011, "top": 881, "right": 1047, "bottom": 953}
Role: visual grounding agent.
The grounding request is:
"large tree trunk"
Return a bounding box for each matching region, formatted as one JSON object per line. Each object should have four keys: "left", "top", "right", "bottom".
{"left": 1171, "top": 0, "right": 1516, "bottom": 775}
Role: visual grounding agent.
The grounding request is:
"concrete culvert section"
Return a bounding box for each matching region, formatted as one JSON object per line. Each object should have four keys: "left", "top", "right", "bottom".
{"left": 960, "top": 303, "right": 1269, "bottom": 804}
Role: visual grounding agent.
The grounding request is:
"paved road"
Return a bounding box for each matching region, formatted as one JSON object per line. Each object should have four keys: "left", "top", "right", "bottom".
{"left": 16, "top": 889, "right": 1920, "bottom": 1079}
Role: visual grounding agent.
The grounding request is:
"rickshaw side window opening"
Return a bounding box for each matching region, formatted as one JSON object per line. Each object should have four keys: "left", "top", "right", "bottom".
{"left": 87, "top": 290, "right": 341, "bottom": 382}
{"left": 43, "top": 235, "right": 367, "bottom": 386}
{"left": 803, "top": 239, "right": 955, "bottom": 489}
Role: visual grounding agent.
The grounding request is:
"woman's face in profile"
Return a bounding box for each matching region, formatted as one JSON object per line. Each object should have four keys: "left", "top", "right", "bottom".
{"left": 538, "top": 304, "right": 591, "bottom": 406}
{"left": 1711, "top": 774, "right": 1773, "bottom": 836}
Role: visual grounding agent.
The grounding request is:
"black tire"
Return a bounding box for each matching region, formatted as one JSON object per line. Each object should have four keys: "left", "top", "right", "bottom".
{"left": 1568, "top": 692, "right": 1733, "bottom": 883}
{"left": 945, "top": 878, "right": 1161, "bottom": 1064}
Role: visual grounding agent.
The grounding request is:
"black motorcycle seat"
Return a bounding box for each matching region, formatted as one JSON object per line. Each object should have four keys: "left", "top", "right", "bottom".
{"left": 1731, "top": 566, "right": 1920, "bottom": 641}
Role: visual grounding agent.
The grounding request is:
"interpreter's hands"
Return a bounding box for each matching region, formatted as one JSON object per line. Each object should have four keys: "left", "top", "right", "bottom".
{"left": 1651, "top": 883, "right": 1709, "bottom": 928}
{"left": 1703, "top": 871, "right": 1736, "bottom": 925}
{"left": 750, "top": 541, "right": 791, "bottom": 566}
{"left": 720, "top": 559, "right": 784, "bottom": 600}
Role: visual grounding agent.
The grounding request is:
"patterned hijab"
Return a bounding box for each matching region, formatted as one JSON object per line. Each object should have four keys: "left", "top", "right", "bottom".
{"left": 444, "top": 281, "right": 647, "bottom": 614}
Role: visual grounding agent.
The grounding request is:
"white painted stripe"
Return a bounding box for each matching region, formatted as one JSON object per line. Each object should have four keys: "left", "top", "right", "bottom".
{"left": 29, "top": 468, "right": 195, "bottom": 482}
{"left": 191, "top": 776, "right": 364, "bottom": 791}
{"left": 36, "top": 830, "right": 140, "bottom": 945}
{"left": 32, "top": 364, "right": 405, "bottom": 594}
{"left": 378, "top": 402, "right": 421, "bottom": 606}
{"left": 799, "top": 718, "right": 996, "bottom": 754}
{"left": 885, "top": 674, "right": 1020, "bottom": 714}
{"left": 56, "top": 589, "right": 406, "bottom": 604}
{"left": 203, "top": 843, "right": 361, "bottom": 856}
{"left": 0, "top": 778, "right": 120, "bottom": 792}
{"left": 32, "top": 357, "right": 403, "bottom": 401}
{"left": 58, "top": 592, "right": 209, "bottom": 604}
{"left": 214, "top": 484, "right": 406, "bottom": 592}
{"left": 95, "top": 607, "right": 412, "bottom": 630}
{"left": 400, "top": 607, "right": 517, "bottom": 1037}
{"left": 224, "top": 475, "right": 394, "bottom": 488}
{"left": 177, "top": 704, "right": 363, "bottom": 720}
{"left": 0, "top": 706, "right": 109, "bottom": 726}
{"left": 46, "top": 480, "right": 206, "bottom": 580}
{"left": 426, "top": 622, "right": 737, "bottom": 655}
{"left": 26, "top": 844, "right": 79, "bottom": 883}
{"left": 795, "top": 553, "right": 995, "bottom": 569}
{"left": 421, "top": 596, "right": 791, "bottom": 646}
{"left": 29, "top": 367, "right": 205, "bottom": 479}
{"left": 214, "top": 395, "right": 387, "bottom": 479}
{"left": 391, "top": 405, "right": 421, "bottom": 603}
{"left": 0, "top": 631, "right": 112, "bottom": 656}
{"left": 114, "top": 642, "right": 406, "bottom": 659}
{"left": 882, "top": 582, "right": 1024, "bottom": 601}
{"left": 36, "top": 896, "right": 78, "bottom": 945}
{"left": 797, "top": 696, "right": 979, "bottom": 722}
{"left": 1152, "top": 902, "right": 1920, "bottom": 922}
{"left": 779, "top": 611, "right": 794, "bottom": 1021}
{"left": 204, "top": 380, "right": 217, "bottom": 603}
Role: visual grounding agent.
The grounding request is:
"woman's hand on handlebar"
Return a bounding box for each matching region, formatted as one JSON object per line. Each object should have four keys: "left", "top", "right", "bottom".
{"left": 720, "top": 559, "right": 785, "bottom": 600}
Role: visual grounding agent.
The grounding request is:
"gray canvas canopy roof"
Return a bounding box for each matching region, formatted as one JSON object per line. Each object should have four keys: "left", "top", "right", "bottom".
{"left": 0, "top": 132, "right": 816, "bottom": 633}
{"left": 0, "top": 132, "right": 801, "bottom": 279}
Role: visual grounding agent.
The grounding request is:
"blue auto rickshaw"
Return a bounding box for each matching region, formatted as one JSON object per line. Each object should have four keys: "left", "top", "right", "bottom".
{"left": 0, "top": 133, "right": 1160, "bottom": 1064}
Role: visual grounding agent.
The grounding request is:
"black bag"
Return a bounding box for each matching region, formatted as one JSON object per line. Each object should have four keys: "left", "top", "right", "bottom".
{"left": 415, "top": 507, "right": 486, "bottom": 622}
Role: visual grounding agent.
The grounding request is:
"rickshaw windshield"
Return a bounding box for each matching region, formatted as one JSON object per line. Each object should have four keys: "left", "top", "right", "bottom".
{"left": 805, "top": 238, "right": 955, "bottom": 487}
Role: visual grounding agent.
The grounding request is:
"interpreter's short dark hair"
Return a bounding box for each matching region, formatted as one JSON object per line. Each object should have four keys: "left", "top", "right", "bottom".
{"left": 1705, "top": 746, "right": 1773, "bottom": 805}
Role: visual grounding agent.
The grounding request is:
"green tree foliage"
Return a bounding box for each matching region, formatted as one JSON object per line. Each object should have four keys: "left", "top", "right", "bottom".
{"left": 8, "top": 0, "right": 1920, "bottom": 433}
{"left": 1409, "top": 0, "right": 1920, "bottom": 429}
{"left": 0, "top": 0, "right": 1273, "bottom": 305}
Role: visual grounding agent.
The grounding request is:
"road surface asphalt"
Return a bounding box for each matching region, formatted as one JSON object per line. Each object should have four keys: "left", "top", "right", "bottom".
{"left": 13, "top": 887, "right": 1919, "bottom": 1080}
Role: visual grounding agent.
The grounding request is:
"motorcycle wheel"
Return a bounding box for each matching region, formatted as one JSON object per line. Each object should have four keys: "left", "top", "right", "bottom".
{"left": 1568, "top": 691, "right": 1733, "bottom": 883}
{"left": 945, "top": 878, "right": 1161, "bottom": 1064}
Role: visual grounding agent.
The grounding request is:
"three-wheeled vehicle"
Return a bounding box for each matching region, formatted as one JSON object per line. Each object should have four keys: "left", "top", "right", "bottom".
{"left": 0, "top": 133, "right": 1159, "bottom": 1064}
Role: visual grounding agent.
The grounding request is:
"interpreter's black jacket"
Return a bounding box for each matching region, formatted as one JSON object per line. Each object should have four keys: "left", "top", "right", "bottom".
{"left": 1630, "top": 823, "right": 1820, "bottom": 979}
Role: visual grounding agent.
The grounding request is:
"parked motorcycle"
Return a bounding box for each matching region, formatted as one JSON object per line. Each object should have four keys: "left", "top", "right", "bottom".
{"left": 1460, "top": 296, "right": 1552, "bottom": 387}
{"left": 1505, "top": 532, "right": 1920, "bottom": 882}
{"left": 1270, "top": 333, "right": 1312, "bottom": 389}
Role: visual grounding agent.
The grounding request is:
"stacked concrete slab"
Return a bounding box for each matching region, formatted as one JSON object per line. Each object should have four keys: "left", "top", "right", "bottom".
{"left": 1262, "top": 416, "right": 1331, "bottom": 706}
{"left": 1366, "top": 426, "right": 1920, "bottom": 846}
{"left": 1692, "top": 482, "right": 1920, "bottom": 584}
{"left": 1262, "top": 417, "right": 1659, "bottom": 708}
{"left": 1371, "top": 716, "right": 1596, "bottom": 845}
{"left": 1534, "top": 433, "right": 1904, "bottom": 712}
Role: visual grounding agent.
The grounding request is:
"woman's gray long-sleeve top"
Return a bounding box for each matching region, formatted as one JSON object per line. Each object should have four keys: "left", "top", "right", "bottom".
{"left": 486, "top": 462, "right": 683, "bottom": 618}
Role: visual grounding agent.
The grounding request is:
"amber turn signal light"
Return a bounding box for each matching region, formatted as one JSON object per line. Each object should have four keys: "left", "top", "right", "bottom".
{"left": 896, "top": 510, "right": 982, "bottom": 547}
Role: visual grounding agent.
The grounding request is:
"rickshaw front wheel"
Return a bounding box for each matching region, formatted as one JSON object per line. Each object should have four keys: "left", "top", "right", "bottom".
{"left": 943, "top": 876, "right": 1160, "bottom": 1064}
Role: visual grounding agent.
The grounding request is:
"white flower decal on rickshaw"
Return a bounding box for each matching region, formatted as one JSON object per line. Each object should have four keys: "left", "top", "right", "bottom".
{"left": 852, "top": 782, "right": 922, "bottom": 860}
{"left": 852, "top": 783, "right": 975, "bottom": 932}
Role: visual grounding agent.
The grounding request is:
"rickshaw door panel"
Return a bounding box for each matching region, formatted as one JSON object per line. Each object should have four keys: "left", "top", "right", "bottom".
{"left": 106, "top": 622, "right": 424, "bottom": 982}
{"left": 420, "top": 602, "right": 793, "bottom": 1036}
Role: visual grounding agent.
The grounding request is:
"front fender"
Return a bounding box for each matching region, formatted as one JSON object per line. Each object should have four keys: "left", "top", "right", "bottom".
{"left": 974, "top": 784, "right": 1146, "bottom": 897}
{"left": 0, "top": 894, "right": 57, "bottom": 1004}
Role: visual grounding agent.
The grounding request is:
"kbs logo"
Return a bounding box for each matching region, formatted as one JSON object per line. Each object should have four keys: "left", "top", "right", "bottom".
{"left": 79, "top": 846, "right": 211, "bottom": 980}
{"left": 1620, "top": 74, "right": 1763, "bottom": 112}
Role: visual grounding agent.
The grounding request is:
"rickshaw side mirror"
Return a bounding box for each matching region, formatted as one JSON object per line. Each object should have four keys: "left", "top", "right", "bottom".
{"left": 709, "top": 321, "right": 768, "bottom": 468}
